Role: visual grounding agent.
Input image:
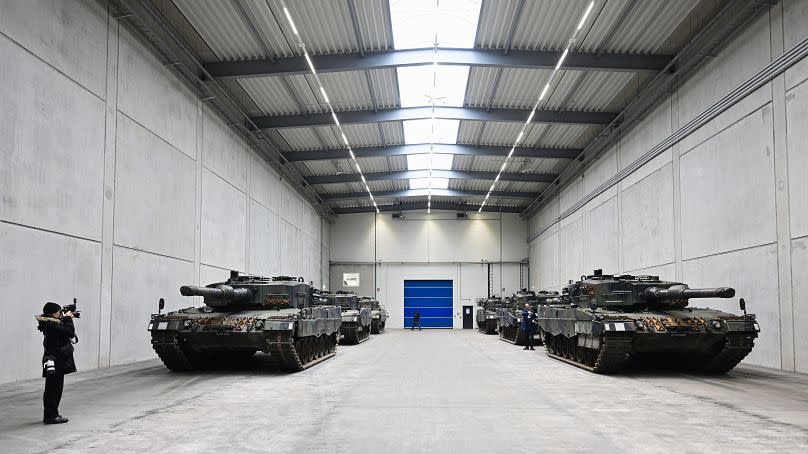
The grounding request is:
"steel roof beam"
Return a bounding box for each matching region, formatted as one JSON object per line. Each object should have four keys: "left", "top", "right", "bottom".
{"left": 333, "top": 201, "right": 524, "bottom": 214}
{"left": 307, "top": 169, "right": 557, "bottom": 185}
{"left": 205, "top": 48, "right": 672, "bottom": 78}
{"left": 255, "top": 106, "right": 614, "bottom": 129}
{"left": 284, "top": 143, "right": 580, "bottom": 161}
{"left": 320, "top": 189, "right": 539, "bottom": 200}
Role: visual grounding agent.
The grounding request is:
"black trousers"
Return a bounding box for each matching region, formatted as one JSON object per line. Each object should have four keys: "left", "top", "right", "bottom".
{"left": 524, "top": 329, "right": 535, "bottom": 348}
{"left": 43, "top": 374, "right": 65, "bottom": 419}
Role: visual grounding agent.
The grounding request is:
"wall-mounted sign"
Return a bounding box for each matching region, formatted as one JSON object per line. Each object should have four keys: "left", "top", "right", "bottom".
{"left": 343, "top": 273, "right": 360, "bottom": 287}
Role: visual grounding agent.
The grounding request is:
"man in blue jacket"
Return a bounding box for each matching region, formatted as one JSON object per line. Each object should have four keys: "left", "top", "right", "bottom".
{"left": 521, "top": 303, "right": 536, "bottom": 350}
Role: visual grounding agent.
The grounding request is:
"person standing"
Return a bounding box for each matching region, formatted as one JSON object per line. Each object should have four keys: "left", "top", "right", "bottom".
{"left": 521, "top": 303, "right": 536, "bottom": 350}
{"left": 412, "top": 310, "right": 422, "bottom": 331}
{"left": 36, "top": 302, "right": 77, "bottom": 424}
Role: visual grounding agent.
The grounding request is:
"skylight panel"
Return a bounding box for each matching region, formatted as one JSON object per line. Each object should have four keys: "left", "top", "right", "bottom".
{"left": 397, "top": 66, "right": 470, "bottom": 108}
{"left": 390, "top": 0, "right": 482, "bottom": 49}
{"left": 410, "top": 178, "right": 450, "bottom": 190}
{"left": 402, "top": 119, "right": 460, "bottom": 144}
{"left": 407, "top": 154, "right": 454, "bottom": 170}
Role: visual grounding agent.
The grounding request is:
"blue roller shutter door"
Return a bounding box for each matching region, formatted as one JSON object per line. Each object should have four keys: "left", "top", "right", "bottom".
{"left": 404, "top": 280, "right": 453, "bottom": 328}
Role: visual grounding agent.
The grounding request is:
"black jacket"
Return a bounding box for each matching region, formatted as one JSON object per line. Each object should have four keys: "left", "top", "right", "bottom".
{"left": 36, "top": 316, "right": 77, "bottom": 376}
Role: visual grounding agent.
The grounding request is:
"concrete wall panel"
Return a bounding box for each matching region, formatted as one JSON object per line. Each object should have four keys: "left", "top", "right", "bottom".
{"left": 620, "top": 100, "right": 671, "bottom": 167}
{"left": 680, "top": 107, "right": 777, "bottom": 259}
{"left": 117, "top": 28, "right": 197, "bottom": 158}
{"left": 620, "top": 164, "right": 675, "bottom": 272}
{"left": 329, "top": 214, "right": 375, "bottom": 262}
{"left": 585, "top": 197, "right": 619, "bottom": 274}
{"left": 785, "top": 80, "right": 808, "bottom": 238}
{"left": 559, "top": 216, "right": 584, "bottom": 284}
{"left": 538, "top": 232, "right": 559, "bottom": 290}
{"left": 202, "top": 108, "right": 248, "bottom": 192}
{"left": 114, "top": 114, "right": 196, "bottom": 259}
{"left": 248, "top": 199, "right": 280, "bottom": 277}
{"left": 783, "top": 0, "right": 808, "bottom": 89}
{"left": 200, "top": 169, "right": 247, "bottom": 271}
{"left": 429, "top": 219, "right": 499, "bottom": 262}
{"left": 376, "top": 216, "right": 429, "bottom": 262}
{"left": 682, "top": 244, "right": 781, "bottom": 369}
{"left": 792, "top": 237, "right": 808, "bottom": 372}
{"left": 0, "top": 34, "right": 105, "bottom": 240}
{"left": 280, "top": 220, "right": 302, "bottom": 277}
{"left": 110, "top": 247, "right": 194, "bottom": 366}
{"left": 249, "top": 153, "right": 281, "bottom": 214}
{"left": 0, "top": 223, "right": 101, "bottom": 383}
{"left": 0, "top": 0, "right": 108, "bottom": 97}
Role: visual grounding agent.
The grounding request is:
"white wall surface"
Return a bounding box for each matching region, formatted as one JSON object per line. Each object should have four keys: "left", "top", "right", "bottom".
{"left": 330, "top": 211, "right": 528, "bottom": 328}
{"left": 0, "top": 0, "right": 328, "bottom": 383}
{"left": 527, "top": 1, "right": 808, "bottom": 372}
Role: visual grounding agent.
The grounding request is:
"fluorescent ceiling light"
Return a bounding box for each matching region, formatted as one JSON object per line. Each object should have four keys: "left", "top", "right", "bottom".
{"left": 283, "top": 7, "right": 299, "bottom": 36}
{"left": 410, "top": 178, "right": 450, "bottom": 189}
{"left": 403, "top": 119, "right": 460, "bottom": 144}
{"left": 390, "top": 0, "right": 482, "bottom": 49}
{"left": 397, "top": 66, "right": 470, "bottom": 108}
{"left": 578, "top": 2, "right": 596, "bottom": 31}
{"left": 407, "top": 154, "right": 454, "bottom": 170}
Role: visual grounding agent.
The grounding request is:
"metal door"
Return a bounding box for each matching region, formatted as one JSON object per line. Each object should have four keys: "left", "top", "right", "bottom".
{"left": 462, "top": 305, "right": 474, "bottom": 329}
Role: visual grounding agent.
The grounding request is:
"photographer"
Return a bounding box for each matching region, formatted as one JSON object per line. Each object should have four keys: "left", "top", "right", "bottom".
{"left": 35, "top": 302, "right": 77, "bottom": 424}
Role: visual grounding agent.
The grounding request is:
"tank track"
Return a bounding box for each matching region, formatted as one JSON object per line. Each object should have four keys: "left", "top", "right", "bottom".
{"left": 371, "top": 319, "right": 385, "bottom": 334}
{"left": 698, "top": 333, "right": 756, "bottom": 373}
{"left": 265, "top": 331, "right": 338, "bottom": 372}
{"left": 478, "top": 320, "right": 497, "bottom": 335}
{"left": 341, "top": 325, "right": 371, "bottom": 345}
{"left": 151, "top": 336, "right": 194, "bottom": 372}
{"left": 498, "top": 325, "right": 526, "bottom": 345}
{"left": 545, "top": 334, "right": 632, "bottom": 374}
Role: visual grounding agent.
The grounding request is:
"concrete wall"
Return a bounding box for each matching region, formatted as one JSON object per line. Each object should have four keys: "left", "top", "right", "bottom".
{"left": 0, "top": 0, "right": 328, "bottom": 383}
{"left": 527, "top": 1, "right": 808, "bottom": 372}
{"left": 329, "top": 211, "right": 527, "bottom": 328}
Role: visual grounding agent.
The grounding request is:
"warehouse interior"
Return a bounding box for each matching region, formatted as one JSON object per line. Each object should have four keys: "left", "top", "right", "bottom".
{"left": 1, "top": 0, "right": 807, "bottom": 452}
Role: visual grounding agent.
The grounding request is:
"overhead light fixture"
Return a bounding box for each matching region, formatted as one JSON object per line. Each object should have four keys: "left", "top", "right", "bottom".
{"left": 555, "top": 48, "right": 569, "bottom": 70}
{"left": 578, "top": 1, "right": 596, "bottom": 31}
{"left": 283, "top": 7, "right": 299, "bottom": 36}
{"left": 304, "top": 52, "right": 316, "bottom": 74}
{"left": 319, "top": 86, "right": 329, "bottom": 104}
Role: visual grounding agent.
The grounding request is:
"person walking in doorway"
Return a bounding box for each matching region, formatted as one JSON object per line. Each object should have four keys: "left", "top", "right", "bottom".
{"left": 36, "top": 302, "right": 78, "bottom": 424}
{"left": 522, "top": 303, "right": 536, "bottom": 350}
{"left": 412, "top": 310, "right": 422, "bottom": 330}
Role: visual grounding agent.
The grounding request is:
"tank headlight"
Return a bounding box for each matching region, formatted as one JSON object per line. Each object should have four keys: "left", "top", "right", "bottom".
{"left": 710, "top": 320, "right": 722, "bottom": 329}
{"left": 183, "top": 320, "right": 192, "bottom": 329}
{"left": 635, "top": 320, "right": 646, "bottom": 330}
{"left": 352, "top": 317, "right": 358, "bottom": 322}
{"left": 254, "top": 320, "right": 264, "bottom": 329}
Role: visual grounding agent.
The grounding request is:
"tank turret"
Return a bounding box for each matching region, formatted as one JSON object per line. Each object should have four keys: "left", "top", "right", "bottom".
{"left": 323, "top": 291, "right": 372, "bottom": 344}
{"left": 565, "top": 269, "right": 736, "bottom": 310}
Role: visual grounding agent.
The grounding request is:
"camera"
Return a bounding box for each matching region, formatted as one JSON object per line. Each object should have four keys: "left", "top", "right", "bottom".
{"left": 62, "top": 298, "right": 81, "bottom": 318}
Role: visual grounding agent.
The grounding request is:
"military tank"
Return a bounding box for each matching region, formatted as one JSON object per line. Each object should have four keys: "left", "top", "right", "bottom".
{"left": 476, "top": 296, "right": 507, "bottom": 334}
{"left": 323, "top": 291, "right": 372, "bottom": 344}
{"left": 360, "top": 296, "right": 388, "bottom": 334}
{"left": 537, "top": 269, "right": 760, "bottom": 374}
{"left": 148, "top": 272, "right": 342, "bottom": 372}
{"left": 497, "top": 290, "right": 559, "bottom": 344}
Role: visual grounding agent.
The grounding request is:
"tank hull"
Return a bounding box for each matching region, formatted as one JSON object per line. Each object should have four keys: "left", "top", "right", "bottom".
{"left": 537, "top": 305, "right": 759, "bottom": 373}
{"left": 149, "top": 306, "right": 342, "bottom": 372}
{"left": 476, "top": 309, "right": 498, "bottom": 334}
{"left": 370, "top": 309, "right": 387, "bottom": 334}
{"left": 339, "top": 308, "right": 373, "bottom": 344}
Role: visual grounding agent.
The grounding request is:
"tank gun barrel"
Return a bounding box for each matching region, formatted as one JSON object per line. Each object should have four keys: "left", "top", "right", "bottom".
{"left": 642, "top": 285, "right": 735, "bottom": 300}
{"left": 180, "top": 285, "right": 252, "bottom": 301}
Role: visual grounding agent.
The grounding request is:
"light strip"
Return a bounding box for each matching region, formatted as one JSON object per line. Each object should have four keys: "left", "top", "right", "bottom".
{"left": 479, "top": 1, "right": 596, "bottom": 213}
{"left": 281, "top": 1, "right": 378, "bottom": 212}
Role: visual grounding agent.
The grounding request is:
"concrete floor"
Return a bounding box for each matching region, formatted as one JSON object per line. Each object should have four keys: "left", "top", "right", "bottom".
{"left": 1, "top": 330, "right": 807, "bottom": 454}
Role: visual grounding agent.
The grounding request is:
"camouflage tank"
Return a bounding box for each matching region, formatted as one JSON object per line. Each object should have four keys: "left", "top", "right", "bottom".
{"left": 360, "top": 296, "right": 388, "bottom": 334}
{"left": 148, "top": 272, "right": 341, "bottom": 372}
{"left": 537, "top": 269, "right": 760, "bottom": 374}
{"left": 497, "top": 290, "right": 559, "bottom": 344}
{"left": 476, "top": 296, "right": 507, "bottom": 334}
{"left": 323, "top": 291, "right": 372, "bottom": 344}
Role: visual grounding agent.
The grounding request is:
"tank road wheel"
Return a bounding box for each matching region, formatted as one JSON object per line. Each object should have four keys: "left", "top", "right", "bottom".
{"left": 567, "top": 337, "right": 577, "bottom": 360}
{"left": 319, "top": 335, "right": 327, "bottom": 357}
